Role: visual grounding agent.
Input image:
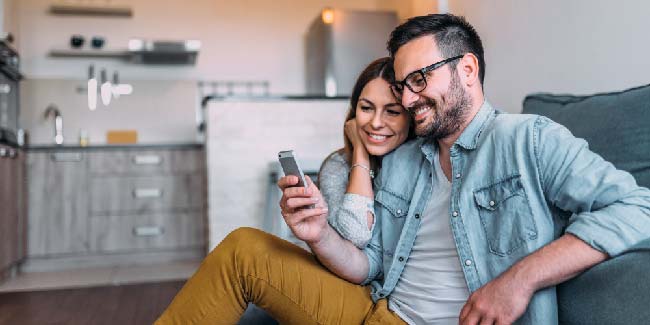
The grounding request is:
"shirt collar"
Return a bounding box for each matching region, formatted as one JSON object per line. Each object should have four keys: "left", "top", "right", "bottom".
{"left": 455, "top": 100, "right": 495, "bottom": 150}
{"left": 420, "top": 100, "right": 495, "bottom": 157}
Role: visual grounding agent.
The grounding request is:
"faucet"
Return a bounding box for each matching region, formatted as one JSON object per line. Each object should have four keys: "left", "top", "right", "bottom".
{"left": 44, "top": 104, "right": 63, "bottom": 145}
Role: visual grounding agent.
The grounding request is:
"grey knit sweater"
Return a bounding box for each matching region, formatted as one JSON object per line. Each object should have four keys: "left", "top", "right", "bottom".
{"left": 319, "top": 150, "right": 375, "bottom": 248}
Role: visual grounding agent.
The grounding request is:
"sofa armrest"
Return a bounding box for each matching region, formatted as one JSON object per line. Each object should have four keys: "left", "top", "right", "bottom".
{"left": 558, "top": 238, "right": 650, "bottom": 324}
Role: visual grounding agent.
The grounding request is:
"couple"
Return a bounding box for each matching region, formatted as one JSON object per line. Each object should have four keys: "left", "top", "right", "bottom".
{"left": 157, "top": 14, "right": 650, "bottom": 325}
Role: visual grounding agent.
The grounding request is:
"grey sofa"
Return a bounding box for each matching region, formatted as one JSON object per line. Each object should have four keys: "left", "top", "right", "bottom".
{"left": 523, "top": 83, "right": 650, "bottom": 324}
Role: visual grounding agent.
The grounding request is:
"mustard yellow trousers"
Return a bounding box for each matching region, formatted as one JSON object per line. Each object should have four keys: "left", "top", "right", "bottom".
{"left": 155, "top": 227, "right": 405, "bottom": 325}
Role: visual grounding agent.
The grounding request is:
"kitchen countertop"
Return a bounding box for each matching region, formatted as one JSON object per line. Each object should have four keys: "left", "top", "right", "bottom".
{"left": 25, "top": 142, "right": 204, "bottom": 151}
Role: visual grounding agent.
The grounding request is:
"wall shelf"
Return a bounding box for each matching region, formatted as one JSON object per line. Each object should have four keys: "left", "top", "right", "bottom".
{"left": 49, "top": 49, "right": 130, "bottom": 60}
{"left": 49, "top": 4, "right": 133, "bottom": 17}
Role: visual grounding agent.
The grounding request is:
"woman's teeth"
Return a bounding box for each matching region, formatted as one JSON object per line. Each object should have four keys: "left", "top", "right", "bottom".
{"left": 369, "top": 134, "right": 387, "bottom": 141}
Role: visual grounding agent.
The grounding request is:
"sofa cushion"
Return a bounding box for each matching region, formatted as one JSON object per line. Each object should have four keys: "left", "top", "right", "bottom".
{"left": 557, "top": 237, "right": 650, "bottom": 324}
{"left": 522, "top": 84, "right": 650, "bottom": 189}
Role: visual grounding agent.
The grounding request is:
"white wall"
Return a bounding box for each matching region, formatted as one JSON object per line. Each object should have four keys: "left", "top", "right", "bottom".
{"left": 16, "top": 0, "right": 411, "bottom": 94}
{"left": 21, "top": 79, "right": 198, "bottom": 145}
{"left": 449, "top": 0, "right": 650, "bottom": 113}
{"left": 206, "top": 99, "right": 348, "bottom": 248}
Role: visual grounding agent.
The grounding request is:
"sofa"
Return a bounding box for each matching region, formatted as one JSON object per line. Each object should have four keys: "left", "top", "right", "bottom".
{"left": 522, "top": 83, "right": 650, "bottom": 324}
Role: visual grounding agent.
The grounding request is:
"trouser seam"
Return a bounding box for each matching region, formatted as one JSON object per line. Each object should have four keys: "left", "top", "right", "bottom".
{"left": 241, "top": 273, "right": 328, "bottom": 325}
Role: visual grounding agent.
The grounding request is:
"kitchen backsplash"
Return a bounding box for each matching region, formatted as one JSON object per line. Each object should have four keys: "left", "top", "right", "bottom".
{"left": 20, "top": 78, "right": 199, "bottom": 145}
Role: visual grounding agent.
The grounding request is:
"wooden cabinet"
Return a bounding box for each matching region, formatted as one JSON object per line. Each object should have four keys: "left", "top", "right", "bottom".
{"left": 24, "top": 146, "right": 206, "bottom": 271}
{"left": 0, "top": 144, "right": 24, "bottom": 281}
{"left": 27, "top": 151, "right": 89, "bottom": 256}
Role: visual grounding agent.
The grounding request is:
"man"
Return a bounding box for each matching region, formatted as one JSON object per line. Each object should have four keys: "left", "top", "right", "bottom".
{"left": 156, "top": 14, "right": 650, "bottom": 325}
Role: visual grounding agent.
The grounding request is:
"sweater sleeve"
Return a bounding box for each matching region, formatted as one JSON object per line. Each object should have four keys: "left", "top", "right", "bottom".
{"left": 319, "top": 152, "right": 375, "bottom": 248}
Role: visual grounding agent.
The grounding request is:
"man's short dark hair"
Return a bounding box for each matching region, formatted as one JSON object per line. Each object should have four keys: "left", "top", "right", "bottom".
{"left": 387, "top": 14, "right": 485, "bottom": 86}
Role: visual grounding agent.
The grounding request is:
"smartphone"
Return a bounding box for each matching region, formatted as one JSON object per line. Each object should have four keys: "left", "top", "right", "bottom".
{"left": 278, "top": 150, "right": 308, "bottom": 189}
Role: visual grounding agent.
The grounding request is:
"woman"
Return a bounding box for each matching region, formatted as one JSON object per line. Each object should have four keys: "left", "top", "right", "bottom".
{"left": 155, "top": 58, "right": 413, "bottom": 324}
{"left": 320, "top": 57, "right": 412, "bottom": 248}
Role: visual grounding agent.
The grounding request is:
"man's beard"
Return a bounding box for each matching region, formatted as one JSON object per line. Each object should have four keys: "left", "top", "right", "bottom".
{"left": 410, "top": 70, "right": 472, "bottom": 140}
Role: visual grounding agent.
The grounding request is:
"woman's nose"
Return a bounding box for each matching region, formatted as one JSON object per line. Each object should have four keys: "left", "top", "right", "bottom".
{"left": 370, "top": 111, "right": 384, "bottom": 129}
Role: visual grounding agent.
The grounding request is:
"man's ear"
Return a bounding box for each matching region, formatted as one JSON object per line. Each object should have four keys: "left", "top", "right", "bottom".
{"left": 459, "top": 53, "right": 480, "bottom": 87}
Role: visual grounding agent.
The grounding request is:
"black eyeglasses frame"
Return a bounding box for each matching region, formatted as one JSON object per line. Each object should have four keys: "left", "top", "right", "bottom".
{"left": 391, "top": 54, "right": 465, "bottom": 99}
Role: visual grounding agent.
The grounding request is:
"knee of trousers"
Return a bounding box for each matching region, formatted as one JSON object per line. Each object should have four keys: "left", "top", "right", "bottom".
{"left": 206, "top": 227, "right": 274, "bottom": 269}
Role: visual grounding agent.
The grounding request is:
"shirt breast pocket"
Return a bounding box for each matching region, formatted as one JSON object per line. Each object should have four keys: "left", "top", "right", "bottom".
{"left": 473, "top": 175, "right": 538, "bottom": 256}
{"left": 375, "top": 189, "right": 409, "bottom": 219}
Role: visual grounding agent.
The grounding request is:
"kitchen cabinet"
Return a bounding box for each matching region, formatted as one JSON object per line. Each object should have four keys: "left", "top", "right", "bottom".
{"left": 0, "top": 144, "right": 24, "bottom": 281}
{"left": 24, "top": 145, "right": 206, "bottom": 271}
{"left": 27, "top": 151, "right": 89, "bottom": 256}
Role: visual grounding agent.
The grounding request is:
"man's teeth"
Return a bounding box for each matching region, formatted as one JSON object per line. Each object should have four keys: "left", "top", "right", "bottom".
{"left": 369, "top": 134, "right": 387, "bottom": 140}
{"left": 415, "top": 106, "right": 432, "bottom": 115}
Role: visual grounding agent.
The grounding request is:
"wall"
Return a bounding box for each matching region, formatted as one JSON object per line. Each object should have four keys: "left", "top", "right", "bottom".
{"left": 21, "top": 79, "right": 198, "bottom": 145}
{"left": 16, "top": 0, "right": 413, "bottom": 94}
{"left": 206, "top": 99, "right": 348, "bottom": 248}
{"left": 15, "top": 0, "right": 417, "bottom": 145}
{"left": 448, "top": 0, "right": 650, "bottom": 113}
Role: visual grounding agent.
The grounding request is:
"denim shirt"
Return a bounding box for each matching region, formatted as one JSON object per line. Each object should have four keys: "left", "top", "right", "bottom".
{"left": 362, "top": 101, "right": 650, "bottom": 324}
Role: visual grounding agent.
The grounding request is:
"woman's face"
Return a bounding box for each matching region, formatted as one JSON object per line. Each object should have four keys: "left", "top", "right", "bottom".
{"left": 355, "top": 77, "right": 411, "bottom": 157}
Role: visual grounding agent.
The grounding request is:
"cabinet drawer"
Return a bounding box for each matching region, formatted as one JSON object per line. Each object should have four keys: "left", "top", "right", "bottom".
{"left": 88, "top": 149, "right": 204, "bottom": 175}
{"left": 89, "top": 212, "right": 205, "bottom": 252}
{"left": 90, "top": 175, "right": 205, "bottom": 214}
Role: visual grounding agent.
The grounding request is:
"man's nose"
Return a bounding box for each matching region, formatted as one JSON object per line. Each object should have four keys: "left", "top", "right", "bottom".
{"left": 401, "top": 87, "right": 419, "bottom": 109}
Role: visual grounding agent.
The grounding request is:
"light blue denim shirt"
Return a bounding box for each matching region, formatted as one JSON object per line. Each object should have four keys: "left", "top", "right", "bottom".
{"left": 363, "top": 101, "right": 650, "bottom": 324}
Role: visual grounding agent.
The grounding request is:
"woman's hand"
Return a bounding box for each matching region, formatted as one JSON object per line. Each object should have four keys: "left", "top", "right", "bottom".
{"left": 345, "top": 119, "right": 364, "bottom": 150}
{"left": 278, "top": 175, "right": 329, "bottom": 244}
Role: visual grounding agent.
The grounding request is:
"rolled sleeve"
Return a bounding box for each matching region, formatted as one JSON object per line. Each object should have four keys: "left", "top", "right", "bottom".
{"left": 329, "top": 193, "right": 374, "bottom": 248}
{"left": 536, "top": 116, "right": 650, "bottom": 256}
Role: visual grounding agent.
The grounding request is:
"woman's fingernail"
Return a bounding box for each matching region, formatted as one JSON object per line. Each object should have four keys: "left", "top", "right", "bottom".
{"left": 312, "top": 197, "right": 319, "bottom": 203}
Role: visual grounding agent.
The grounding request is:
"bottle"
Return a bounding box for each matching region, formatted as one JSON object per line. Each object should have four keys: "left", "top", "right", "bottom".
{"left": 79, "top": 129, "right": 89, "bottom": 147}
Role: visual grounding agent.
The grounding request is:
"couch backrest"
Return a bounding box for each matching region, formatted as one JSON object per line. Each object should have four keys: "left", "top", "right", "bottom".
{"left": 522, "top": 83, "right": 650, "bottom": 189}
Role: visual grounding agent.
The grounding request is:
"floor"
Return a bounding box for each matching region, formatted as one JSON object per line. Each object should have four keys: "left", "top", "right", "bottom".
{"left": 0, "top": 280, "right": 185, "bottom": 325}
{"left": 0, "top": 260, "right": 201, "bottom": 293}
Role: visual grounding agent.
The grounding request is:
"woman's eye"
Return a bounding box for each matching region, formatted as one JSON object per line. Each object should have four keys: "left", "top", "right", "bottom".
{"left": 360, "top": 106, "right": 373, "bottom": 112}
{"left": 386, "top": 109, "right": 401, "bottom": 116}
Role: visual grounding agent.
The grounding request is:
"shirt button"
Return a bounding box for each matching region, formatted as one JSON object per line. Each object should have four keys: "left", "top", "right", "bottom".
{"left": 415, "top": 213, "right": 420, "bottom": 219}
{"left": 455, "top": 173, "right": 461, "bottom": 179}
{"left": 452, "top": 211, "right": 458, "bottom": 217}
{"left": 396, "top": 209, "right": 402, "bottom": 215}
{"left": 465, "top": 259, "right": 472, "bottom": 266}
{"left": 379, "top": 293, "right": 385, "bottom": 297}
{"left": 489, "top": 200, "right": 495, "bottom": 207}
{"left": 398, "top": 256, "right": 404, "bottom": 262}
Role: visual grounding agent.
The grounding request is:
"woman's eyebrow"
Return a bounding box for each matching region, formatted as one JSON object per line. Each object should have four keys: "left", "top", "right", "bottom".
{"left": 384, "top": 103, "right": 402, "bottom": 109}
{"left": 359, "top": 98, "right": 375, "bottom": 106}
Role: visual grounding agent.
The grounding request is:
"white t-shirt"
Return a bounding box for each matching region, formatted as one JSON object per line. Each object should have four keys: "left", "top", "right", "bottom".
{"left": 388, "top": 150, "right": 470, "bottom": 325}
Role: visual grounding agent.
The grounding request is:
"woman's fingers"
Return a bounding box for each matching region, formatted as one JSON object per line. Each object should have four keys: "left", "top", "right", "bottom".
{"left": 284, "top": 206, "right": 328, "bottom": 226}
{"left": 286, "top": 197, "right": 319, "bottom": 209}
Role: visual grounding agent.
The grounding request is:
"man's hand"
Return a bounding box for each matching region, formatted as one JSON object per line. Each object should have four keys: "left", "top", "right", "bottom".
{"left": 278, "top": 175, "right": 329, "bottom": 244}
{"left": 459, "top": 268, "right": 534, "bottom": 325}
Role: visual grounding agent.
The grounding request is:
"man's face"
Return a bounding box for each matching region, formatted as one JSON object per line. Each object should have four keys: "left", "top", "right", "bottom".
{"left": 393, "top": 35, "right": 472, "bottom": 139}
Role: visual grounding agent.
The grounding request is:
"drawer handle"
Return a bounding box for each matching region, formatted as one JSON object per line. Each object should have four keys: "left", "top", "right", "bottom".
{"left": 51, "top": 153, "right": 82, "bottom": 162}
{"left": 133, "top": 188, "right": 163, "bottom": 198}
{"left": 133, "top": 226, "right": 164, "bottom": 237}
{"left": 132, "top": 155, "right": 162, "bottom": 165}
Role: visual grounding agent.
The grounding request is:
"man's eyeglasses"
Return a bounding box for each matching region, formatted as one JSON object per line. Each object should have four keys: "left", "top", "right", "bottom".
{"left": 390, "top": 55, "right": 464, "bottom": 100}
